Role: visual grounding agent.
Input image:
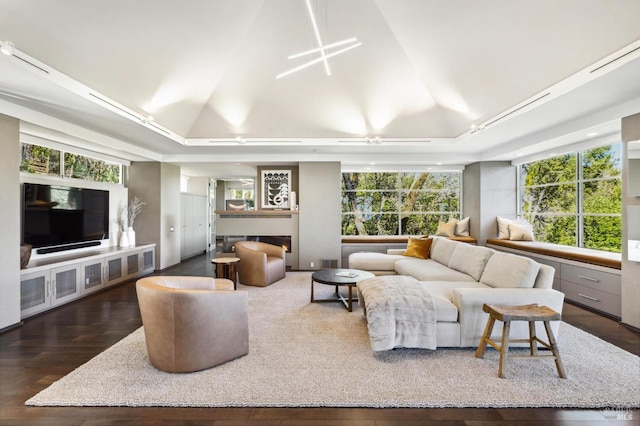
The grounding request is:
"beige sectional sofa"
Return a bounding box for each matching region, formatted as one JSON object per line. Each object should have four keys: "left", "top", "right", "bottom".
{"left": 350, "top": 237, "right": 565, "bottom": 351}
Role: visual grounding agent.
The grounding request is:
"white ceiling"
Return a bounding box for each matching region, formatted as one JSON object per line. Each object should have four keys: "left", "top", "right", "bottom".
{"left": 1, "top": 0, "right": 639, "bottom": 178}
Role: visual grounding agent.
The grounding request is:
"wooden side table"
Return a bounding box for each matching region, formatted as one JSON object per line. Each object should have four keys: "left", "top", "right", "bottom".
{"left": 475, "top": 303, "right": 566, "bottom": 379}
{"left": 211, "top": 257, "right": 240, "bottom": 290}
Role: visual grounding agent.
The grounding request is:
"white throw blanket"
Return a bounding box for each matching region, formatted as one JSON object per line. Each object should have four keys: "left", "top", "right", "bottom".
{"left": 357, "top": 276, "right": 437, "bottom": 351}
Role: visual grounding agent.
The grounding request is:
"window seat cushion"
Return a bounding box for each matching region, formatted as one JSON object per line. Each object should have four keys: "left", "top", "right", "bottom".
{"left": 486, "top": 239, "right": 621, "bottom": 270}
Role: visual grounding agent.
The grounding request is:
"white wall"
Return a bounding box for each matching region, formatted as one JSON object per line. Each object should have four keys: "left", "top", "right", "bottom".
{"left": 298, "top": 162, "right": 341, "bottom": 269}
{"left": 184, "top": 176, "right": 209, "bottom": 195}
{"left": 621, "top": 113, "right": 640, "bottom": 329}
{"left": 0, "top": 114, "right": 21, "bottom": 329}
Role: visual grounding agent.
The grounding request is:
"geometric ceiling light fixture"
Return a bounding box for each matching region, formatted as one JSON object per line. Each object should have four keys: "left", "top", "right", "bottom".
{"left": 276, "top": 0, "right": 362, "bottom": 79}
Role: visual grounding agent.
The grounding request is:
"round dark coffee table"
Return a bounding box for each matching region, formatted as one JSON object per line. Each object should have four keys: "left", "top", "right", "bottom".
{"left": 310, "top": 269, "right": 375, "bottom": 311}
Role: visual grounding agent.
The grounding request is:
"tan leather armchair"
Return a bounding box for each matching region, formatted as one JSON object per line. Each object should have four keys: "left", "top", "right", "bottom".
{"left": 234, "top": 241, "right": 286, "bottom": 287}
{"left": 136, "top": 276, "right": 248, "bottom": 373}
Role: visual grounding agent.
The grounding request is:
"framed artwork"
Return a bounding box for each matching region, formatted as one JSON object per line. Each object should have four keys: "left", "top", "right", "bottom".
{"left": 261, "top": 170, "right": 290, "bottom": 209}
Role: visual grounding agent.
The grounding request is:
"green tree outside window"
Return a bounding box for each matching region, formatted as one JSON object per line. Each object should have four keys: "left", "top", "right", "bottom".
{"left": 342, "top": 172, "right": 461, "bottom": 236}
{"left": 519, "top": 143, "right": 621, "bottom": 253}
{"left": 20, "top": 142, "right": 121, "bottom": 184}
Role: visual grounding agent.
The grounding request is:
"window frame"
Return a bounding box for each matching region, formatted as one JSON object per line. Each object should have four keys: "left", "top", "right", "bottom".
{"left": 341, "top": 171, "right": 463, "bottom": 236}
{"left": 517, "top": 142, "right": 622, "bottom": 252}
{"left": 20, "top": 141, "right": 123, "bottom": 184}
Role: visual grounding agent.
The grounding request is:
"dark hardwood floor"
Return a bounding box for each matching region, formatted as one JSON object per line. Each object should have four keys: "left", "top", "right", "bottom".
{"left": 1, "top": 253, "right": 638, "bottom": 425}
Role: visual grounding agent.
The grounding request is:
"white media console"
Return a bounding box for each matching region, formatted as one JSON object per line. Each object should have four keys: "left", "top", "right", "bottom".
{"left": 19, "top": 244, "right": 155, "bottom": 319}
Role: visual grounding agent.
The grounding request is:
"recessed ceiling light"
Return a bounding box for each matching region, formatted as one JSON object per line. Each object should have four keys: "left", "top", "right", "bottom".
{"left": 436, "top": 162, "right": 443, "bottom": 166}
{"left": 1, "top": 41, "right": 15, "bottom": 56}
{"left": 587, "top": 132, "right": 598, "bottom": 137}
{"left": 369, "top": 162, "right": 376, "bottom": 165}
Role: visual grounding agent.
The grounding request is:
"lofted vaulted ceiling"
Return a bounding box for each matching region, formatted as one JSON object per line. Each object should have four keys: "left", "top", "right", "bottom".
{"left": 1, "top": 0, "right": 639, "bottom": 178}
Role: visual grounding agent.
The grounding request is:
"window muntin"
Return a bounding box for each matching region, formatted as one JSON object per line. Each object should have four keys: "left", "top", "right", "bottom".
{"left": 518, "top": 143, "right": 621, "bottom": 253}
{"left": 341, "top": 172, "right": 462, "bottom": 236}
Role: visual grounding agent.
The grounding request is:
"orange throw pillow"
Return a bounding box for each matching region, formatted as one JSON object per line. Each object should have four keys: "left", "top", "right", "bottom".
{"left": 403, "top": 238, "right": 433, "bottom": 259}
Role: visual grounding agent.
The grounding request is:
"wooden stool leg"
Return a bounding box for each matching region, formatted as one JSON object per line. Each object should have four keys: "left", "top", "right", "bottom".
{"left": 543, "top": 320, "right": 567, "bottom": 379}
{"left": 528, "top": 321, "right": 538, "bottom": 356}
{"left": 475, "top": 316, "right": 496, "bottom": 358}
{"left": 498, "top": 320, "right": 511, "bottom": 378}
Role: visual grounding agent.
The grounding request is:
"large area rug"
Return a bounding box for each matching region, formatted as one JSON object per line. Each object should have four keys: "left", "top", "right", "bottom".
{"left": 27, "top": 272, "right": 639, "bottom": 408}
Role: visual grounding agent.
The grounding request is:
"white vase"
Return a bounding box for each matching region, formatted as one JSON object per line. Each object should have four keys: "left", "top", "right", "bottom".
{"left": 290, "top": 191, "right": 296, "bottom": 211}
{"left": 127, "top": 227, "right": 136, "bottom": 246}
{"left": 119, "top": 231, "right": 129, "bottom": 248}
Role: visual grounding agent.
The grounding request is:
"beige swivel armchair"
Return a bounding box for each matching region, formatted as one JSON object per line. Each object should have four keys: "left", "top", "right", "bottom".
{"left": 136, "top": 276, "right": 248, "bottom": 373}
{"left": 234, "top": 241, "right": 286, "bottom": 287}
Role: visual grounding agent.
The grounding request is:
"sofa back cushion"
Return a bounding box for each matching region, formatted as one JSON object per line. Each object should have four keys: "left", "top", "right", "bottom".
{"left": 395, "top": 258, "right": 477, "bottom": 282}
{"left": 430, "top": 237, "right": 458, "bottom": 266}
{"left": 480, "top": 252, "right": 540, "bottom": 288}
{"left": 447, "top": 243, "right": 494, "bottom": 281}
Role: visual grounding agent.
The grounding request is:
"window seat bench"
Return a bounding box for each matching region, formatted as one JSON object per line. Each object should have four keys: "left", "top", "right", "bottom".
{"left": 486, "top": 239, "right": 622, "bottom": 319}
{"left": 485, "top": 239, "right": 621, "bottom": 270}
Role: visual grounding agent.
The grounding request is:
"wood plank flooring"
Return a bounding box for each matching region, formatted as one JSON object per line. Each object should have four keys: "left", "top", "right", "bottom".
{"left": 1, "top": 253, "right": 638, "bottom": 425}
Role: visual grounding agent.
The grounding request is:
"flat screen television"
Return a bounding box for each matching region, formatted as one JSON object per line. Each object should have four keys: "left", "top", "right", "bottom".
{"left": 22, "top": 183, "right": 110, "bottom": 253}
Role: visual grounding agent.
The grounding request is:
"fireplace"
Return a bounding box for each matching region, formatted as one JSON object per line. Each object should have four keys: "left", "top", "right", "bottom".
{"left": 247, "top": 235, "right": 291, "bottom": 253}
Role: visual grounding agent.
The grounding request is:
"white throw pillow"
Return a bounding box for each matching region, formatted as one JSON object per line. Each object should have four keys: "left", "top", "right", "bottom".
{"left": 496, "top": 216, "right": 530, "bottom": 239}
{"left": 448, "top": 243, "right": 494, "bottom": 281}
{"left": 508, "top": 223, "right": 535, "bottom": 241}
{"left": 480, "top": 252, "right": 540, "bottom": 289}
{"left": 455, "top": 217, "right": 470, "bottom": 237}
{"left": 436, "top": 218, "right": 457, "bottom": 237}
{"left": 496, "top": 216, "right": 512, "bottom": 239}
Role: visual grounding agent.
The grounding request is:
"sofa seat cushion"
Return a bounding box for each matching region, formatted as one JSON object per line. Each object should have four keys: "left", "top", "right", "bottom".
{"left": 419, "top": 281, "right": 491, "bottom": 323}
{"left": 348, "top": 252, "right": 404, "bottom": 271}
{"left": 394, "top": 258, "right": 477, "bottom": 282}
{"left": 431, "top": 295, "right": 458, "bottom": 322}
{"left": 480, "top": 251, "right": 540, "bottom": 289}
{"left": 447, "top": 243, "right": 494, "bottom": 281}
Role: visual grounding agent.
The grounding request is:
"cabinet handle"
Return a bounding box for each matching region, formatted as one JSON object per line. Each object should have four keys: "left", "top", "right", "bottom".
{"left": 578, "top": 275, "right": 599, "bottom": 282}
{"left": 578, "top": 293, "right": 600, "bottom": 302}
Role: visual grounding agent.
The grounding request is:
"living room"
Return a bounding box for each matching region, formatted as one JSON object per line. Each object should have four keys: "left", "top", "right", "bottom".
{"left": 1, "top": 1, "right": 639, "bottom": 422}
